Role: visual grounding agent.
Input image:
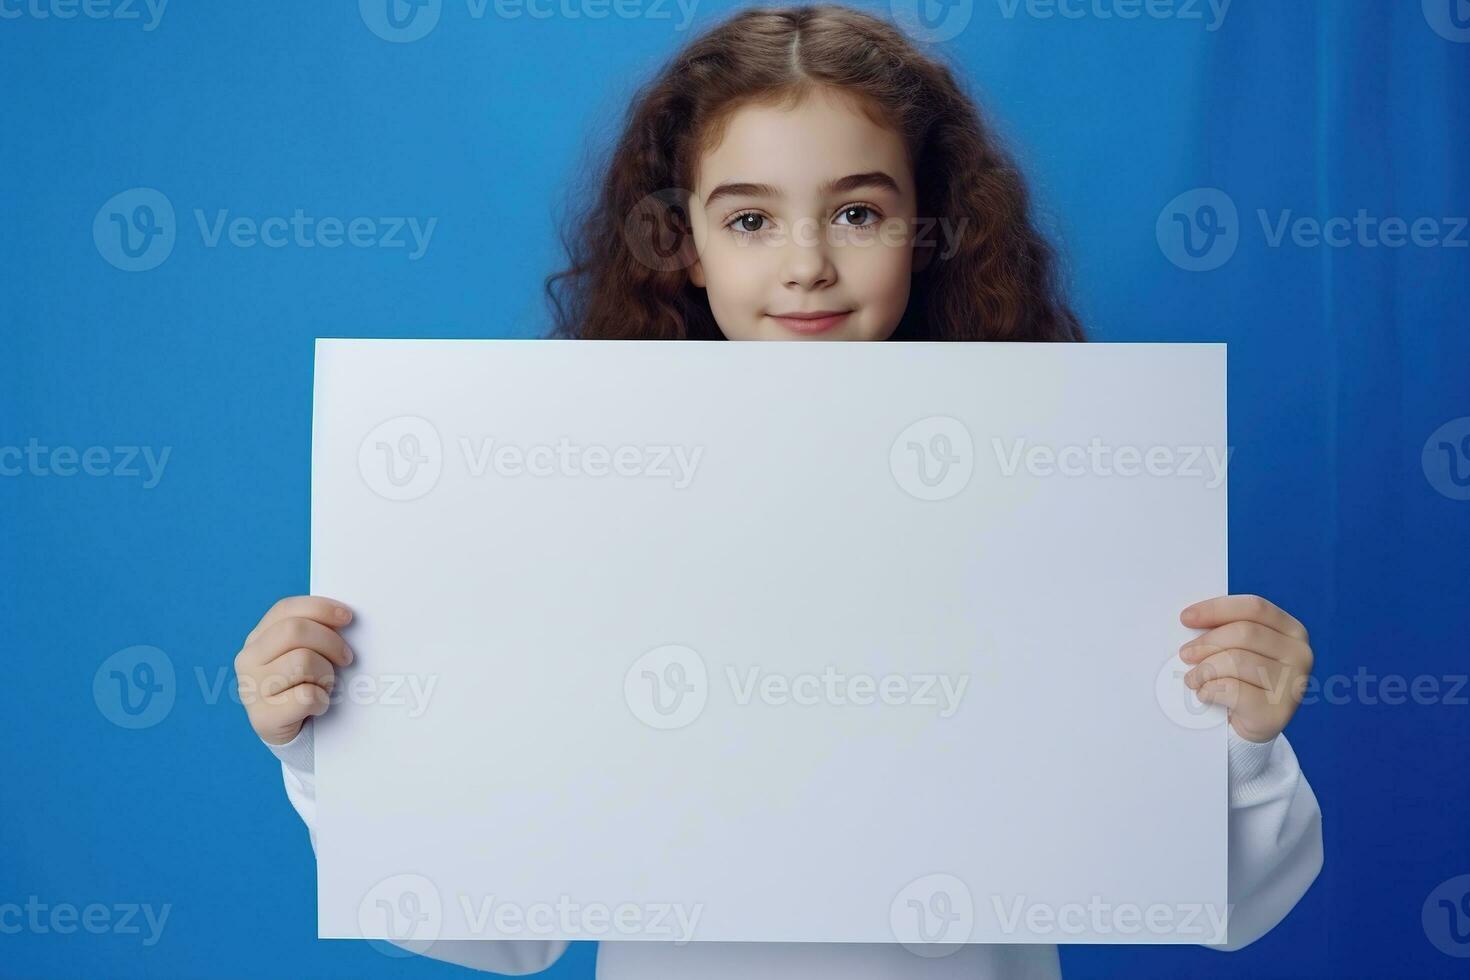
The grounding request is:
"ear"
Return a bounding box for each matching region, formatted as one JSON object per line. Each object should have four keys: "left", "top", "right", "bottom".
{"left": 684, "top": 236, "right": 705, "bottom": 288}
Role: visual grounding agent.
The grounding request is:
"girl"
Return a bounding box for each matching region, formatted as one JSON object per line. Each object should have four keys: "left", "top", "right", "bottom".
{"left": 234, "top": 5, "right": 1322, "bottom": 977}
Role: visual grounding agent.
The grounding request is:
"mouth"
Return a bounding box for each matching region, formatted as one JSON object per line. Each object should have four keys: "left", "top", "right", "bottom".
{"left": 765, "top": 310, "right": 852, "bottom": 335}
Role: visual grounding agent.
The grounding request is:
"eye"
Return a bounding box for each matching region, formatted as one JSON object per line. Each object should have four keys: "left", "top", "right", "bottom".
{"left": 835, "top": 204, "right": 881, "bottom": 227}
{"left": 726, "top": 211, "right": 768, "bottom": 236}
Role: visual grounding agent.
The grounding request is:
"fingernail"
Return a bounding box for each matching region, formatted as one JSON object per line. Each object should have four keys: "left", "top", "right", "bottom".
{"left": 334, "top": 605, "right": 352, "bottom": 623}
{"left": 344, "top": 645, "right": 354, "bottom": 664}
{"left": 1184, "top": 668, "right": 1199, "bottom": 689}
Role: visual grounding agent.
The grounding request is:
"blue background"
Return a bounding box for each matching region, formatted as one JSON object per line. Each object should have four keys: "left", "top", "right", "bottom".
{"left": 2, "top": 0, "right": 1467, "bottom": 976}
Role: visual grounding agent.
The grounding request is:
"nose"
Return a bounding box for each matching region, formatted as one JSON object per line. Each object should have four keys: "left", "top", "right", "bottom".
{"left": 779, "top": 221, "right": 838, "bottom": 290}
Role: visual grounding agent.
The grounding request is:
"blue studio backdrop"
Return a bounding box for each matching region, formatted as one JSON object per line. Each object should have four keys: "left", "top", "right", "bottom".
{"left": 2, "top": 1, "right": 1467, "bottom": 977}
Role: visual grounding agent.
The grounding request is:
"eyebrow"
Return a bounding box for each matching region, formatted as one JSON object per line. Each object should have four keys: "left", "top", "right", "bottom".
{"left": 702, "top": 171, "right": 902, "bottom": 209}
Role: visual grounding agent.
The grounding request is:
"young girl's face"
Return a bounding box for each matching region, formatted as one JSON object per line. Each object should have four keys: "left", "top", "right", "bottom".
{"left": 685, "top": 85, "right": 926, "bottom": 342}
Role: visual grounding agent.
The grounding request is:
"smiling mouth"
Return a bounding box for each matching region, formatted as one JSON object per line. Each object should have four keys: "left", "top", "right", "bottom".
{"left": 766, "top": 311, "right": 852, "bottom": 334}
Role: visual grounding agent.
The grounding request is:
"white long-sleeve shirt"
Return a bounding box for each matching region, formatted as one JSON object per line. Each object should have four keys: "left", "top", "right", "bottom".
{"left": 266, "top": 721, "right": 1322, "bottom": 978}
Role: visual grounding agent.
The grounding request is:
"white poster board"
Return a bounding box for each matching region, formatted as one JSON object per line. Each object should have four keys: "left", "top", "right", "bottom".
{"left": 311, "top": 338, "right": 1229, "bottom": 947}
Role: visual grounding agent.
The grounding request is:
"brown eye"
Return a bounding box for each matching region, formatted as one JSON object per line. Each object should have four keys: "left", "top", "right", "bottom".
{"left": 837, "top": 205, "right": 878, "bottom": 226}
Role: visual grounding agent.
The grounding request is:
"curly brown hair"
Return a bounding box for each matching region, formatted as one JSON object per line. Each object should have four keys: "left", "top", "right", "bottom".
{"left": 544, "top": 3, "right": 1084, "bottom": 343}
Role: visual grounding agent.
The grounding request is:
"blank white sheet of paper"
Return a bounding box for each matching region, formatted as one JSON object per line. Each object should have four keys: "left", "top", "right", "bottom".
{"left": 310, "top": 338, "right": 1229, "bottom": 947}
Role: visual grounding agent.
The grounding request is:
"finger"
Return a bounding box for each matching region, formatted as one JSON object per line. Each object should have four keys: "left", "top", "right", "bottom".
{"left": 1185, "top": 648, "right": 1282, "bottom": 695}
{"left": 1195, "top": 676, "right": 1267, "bottom": 714}
{"left": 1196, "top": 678, "right": 1286, "bottom": 743}
{"left": 246, "top": 596, "right": 352, "bottom": 646}
{"left": 1180, "top": 620, "right": 1311, "bottom": 668}
{"left": 1180, "top": 594, "right": 1308, "bottom": 642}
{"left": 249, "top": 690, "right": 329, "bottom": 743}
{"left": 255, "top": 648, "right": 336, "bottom": 699}
{"left": 238, "top": 616, "right": 353, "bottom": 670}
{"left": 266, "top": 682, "right": 333, "bottom": 715}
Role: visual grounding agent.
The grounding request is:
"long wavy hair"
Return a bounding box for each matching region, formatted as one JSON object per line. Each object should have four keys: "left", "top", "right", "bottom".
{"left": 544, "top": 3, "right": 1084, "bottom": 343}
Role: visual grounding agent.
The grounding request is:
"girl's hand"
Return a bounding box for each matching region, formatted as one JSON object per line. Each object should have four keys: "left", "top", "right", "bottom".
{"left": 234, "top": 595, "right": 354, "bottom": 745}
{"left": 1178, "top": 594, "right": 1314, "bottom": 743}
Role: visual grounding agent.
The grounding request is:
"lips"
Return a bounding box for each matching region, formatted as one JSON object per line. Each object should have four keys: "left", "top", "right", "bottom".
{"left": 766, "top": 310, "right": 852, "bottom": 334}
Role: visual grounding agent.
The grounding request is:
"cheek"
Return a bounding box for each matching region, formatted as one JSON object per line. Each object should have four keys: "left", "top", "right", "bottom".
{"left": 702, "top": 239, "right": 773, "bottom": 303}
{"left": 702, "top": 242, "right": 764, "bottom": 295}
{"left": 693, "top": 245, "right": 760, "bottom": 339}
{"left": 836, "top": 240, "right": 914, "bottom": 333}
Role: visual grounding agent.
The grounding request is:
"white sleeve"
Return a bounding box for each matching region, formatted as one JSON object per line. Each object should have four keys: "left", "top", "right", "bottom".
{"left": 1208, "top": 727, "right": 1324, "bottom": 951}
{"left": 265, "top": 719, "right": 571, "bottom": 975}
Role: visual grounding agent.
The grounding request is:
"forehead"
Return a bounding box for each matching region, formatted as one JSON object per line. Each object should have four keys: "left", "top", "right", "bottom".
{"left": 693, "top": 87, "right": 912, "bottom": 200}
